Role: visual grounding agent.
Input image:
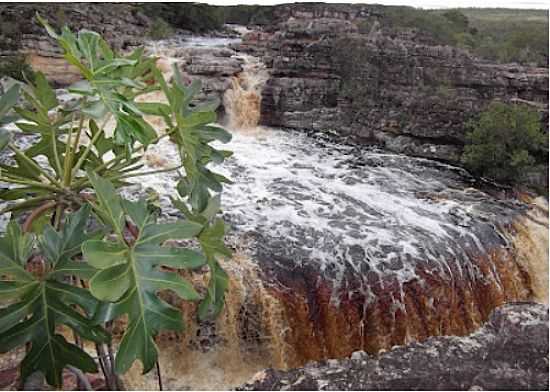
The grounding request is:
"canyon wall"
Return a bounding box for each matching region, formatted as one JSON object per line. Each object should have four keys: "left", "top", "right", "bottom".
{"left": 237, "top": 7, "right": 549, "bottom": 170}
{"left": 0, "top": 3, "right": 150, "bottom": 86}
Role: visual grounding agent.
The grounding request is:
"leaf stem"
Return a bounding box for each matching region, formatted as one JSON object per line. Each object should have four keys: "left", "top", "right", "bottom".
{"left": 8, "top": 143, "right": 64, "bottom": 188}
{"left": 53, "top": 202, "right": 63, "bottom": 230}
{"left": 22, "top": 200, "right": 56, "bottom": 232}
{"left": 72, "top": 114, "right": 111, "bottom": 177}
{"left": 0, "top": 176, "right": 61, "bottom": 192}
{"left": 66, "top": 366, "right": 92, "bottom": 391}
{"left": 0, "top": 194, "right": 56, "bottom": 214}
{"left": 63, "top": 115, "right": 81, "bottom": 186}
{"left": 70, "top": 130, "right": 175, "bottom": 191}
{"left": 156, "top": 360, "right": 163, "bottom": 391}
{"left": 115, "top": 165, "right": 182, "bottom": 181}
{"left": 50, "top": 128, "right": 63, "bottom": 177}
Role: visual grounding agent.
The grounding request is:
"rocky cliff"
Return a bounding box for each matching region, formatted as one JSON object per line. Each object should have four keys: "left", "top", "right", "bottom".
{"left": 237, "top": 12, "right": 549, "bottom": 167}
{"left": 0, "top": 3, "right": 150, "bottom": 85}
{"left": 239, "top": 302, "right": 549, "bottom": 391}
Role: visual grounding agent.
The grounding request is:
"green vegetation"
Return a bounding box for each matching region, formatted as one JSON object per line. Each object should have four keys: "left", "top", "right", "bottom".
{"left": 331, "top": 37, "right": 375, "bottom": 123}
{"left": 136, "top": 3, "right": 276, "bottom": 35}
{"left": 461, "top": 8, "right": 548, "bottom": 66}
{"left": 461, "top": 102, "right": 547, "bottom": 183}
{"left": 0, "top": 16, "right": 232, "bottom": 389}
{"left": 139, "top": 2, "right": 224, "bottom": 33}
{"left": 360, "top": 6, "right": 548, "bottom": 66}
{"left": 220, "top": 5, "right": 275, "bottom": 25}
{"left": 360, "top": 6, "right": 477, "bottom": 46}
{"left": 148, "top": 16, "right": 174, "bottom": 40}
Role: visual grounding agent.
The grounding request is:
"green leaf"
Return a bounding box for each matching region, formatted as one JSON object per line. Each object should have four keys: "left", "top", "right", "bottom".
{"left": 0, "top": 281, "right": 40, "bottom": 301}
{"left": 84, "top": 194, "right": 204, "bottom": 374}
{"left": 36, "top": 13, "right": 59, "bottom": 39}
{"left": 34, "top": 72, "right": 58, "bottom": 110}
{"left": 135, "top": 102, "right": 171, "bottom": 116}
{"left": 137, "top": 221, "right": 203, "bottom": 246}
{"left": 0, "top": 83, "right": 21, "bottom": 118}
{"left": 181, "top": 111, "right": 216, "bottom": 129}
{"left": 198, "top": 261, "right": 228, "bottom": 321}
{"left": 0, "top": 280, "right": 107, "bottom": 388}
{"left": 199, "top": 219, "right": 231, "bottom": 259}
{"left": 134, "top": 246, "right": 206, "bottom": 270}
{"left": 197, "top": 219, "right": 231, "bottom": 320}
{"left": 49, "top": 259, "right": 97, "bottom": 280}
{"left": 39, "top": 205, "right": 97, "bottom": 266}
{"left": 200, "top": 194, "right": 221, "bottom": 221}
{"left": 68, "top": 80, "right": 94, "bottom": 96}
{"left": 87, "top": 170, "right": 125, "bottom": 236}
{"left": 0, "top": 221, "right": 34, "bottom": 281}
{"left": 82, "top": 240, "right": 127, "bottom": 269}
{"left": 82, "top": 100, "right": 108, "bottom": 119}
{"left": 200, "top": 125, "right": 232, "bottom": 143}
{"left": 90, "top": 263, "right": 131, "bottom": 302}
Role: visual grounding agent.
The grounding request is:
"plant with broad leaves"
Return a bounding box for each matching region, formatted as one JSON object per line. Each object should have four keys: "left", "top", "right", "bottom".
{"left": 0, "top": 15, "right": 232, "bottom": 389}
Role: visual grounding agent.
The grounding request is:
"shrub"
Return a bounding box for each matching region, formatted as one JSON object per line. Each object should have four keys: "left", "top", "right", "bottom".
{"left": 0, "top": 15, "right": 232, "bottom": 389}
{"left": 461, "top": 101, "right": 547, "bottom": 183}
{"left": 360, "top": 6, "right": 548, "bottom": 66}
{"left": 139, "top": 3, "right": 224, "bottom": 33}
{"left": 148, "top": 16, "right": 174, "bottom": 40}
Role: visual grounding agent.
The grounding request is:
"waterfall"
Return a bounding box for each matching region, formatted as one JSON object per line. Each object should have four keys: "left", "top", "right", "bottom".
{"left": 223, "top": 55, "right": 269, "bottom": 131}
{"left": 1, "top": 35, "right": 540, "bottom": 391}
{"left": 104, "top": 36, "right": 549, "bottom": 389}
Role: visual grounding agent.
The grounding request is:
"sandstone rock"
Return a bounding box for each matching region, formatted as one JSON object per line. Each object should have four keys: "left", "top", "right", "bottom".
{"left": 239, "top": 303, "right": 549, "bottom": 391}
{"left": 172, "top": 47, "right": 245, "bottom": 108}
{"left": 0, "top": 3, "right": 151, "bottom": 86}
{"left": 237, "top": 12, "right": 549, "bottom": 171}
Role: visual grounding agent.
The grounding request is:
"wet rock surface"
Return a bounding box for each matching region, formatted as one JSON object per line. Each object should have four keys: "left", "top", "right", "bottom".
{"left": 239, "top": 302, "right": 549, "bottom": 391}
{"left": 136, "top": 128, "right": 547, "bottom": 368}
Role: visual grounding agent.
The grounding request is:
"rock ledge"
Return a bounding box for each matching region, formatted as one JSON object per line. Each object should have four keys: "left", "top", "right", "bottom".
{"left": 239, "top": 303, "right": 549, "bottom": 391}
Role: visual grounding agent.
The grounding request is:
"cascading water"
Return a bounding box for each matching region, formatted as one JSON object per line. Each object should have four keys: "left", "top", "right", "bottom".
{"left": 117, "top": 34, "right": 548, "bottom": 389}
{"left": 1, "top": 32, "right": 547, "bottom": 391}
{"left": 223, "top": 54, "right": 269, "bottom": 130}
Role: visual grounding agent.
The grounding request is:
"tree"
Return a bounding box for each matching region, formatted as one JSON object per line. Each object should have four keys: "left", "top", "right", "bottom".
{"left": 0, "top": 15, "right": 232, "bottom": 389}
{"left": 461, "top": 101, "right": 547, "bottom": 183}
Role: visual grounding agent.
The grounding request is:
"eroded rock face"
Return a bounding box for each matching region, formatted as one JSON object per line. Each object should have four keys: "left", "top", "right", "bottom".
{"left": 176, "top": 45, "right": 244, "bottom": 105}
{"left": 0, "top": 3, "right": 150, "bottom": 86}
{"left": 239, "top": 303, "right": 549, "bottom": 391}
{"left": 237, "top": 16, "right": 549, "bottom": 169}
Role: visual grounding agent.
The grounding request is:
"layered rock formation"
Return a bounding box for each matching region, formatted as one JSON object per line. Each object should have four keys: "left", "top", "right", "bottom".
{"left": 0, "top": 3, "right": 150, "bottom": 85}
{"left": 239, "top": 302, "right": 549, "bottom": 391}
{"left": 237, "top": 13, "right": 549, "bottom": 166}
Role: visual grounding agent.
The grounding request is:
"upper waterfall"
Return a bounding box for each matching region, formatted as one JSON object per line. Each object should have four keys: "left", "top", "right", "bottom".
{"left": 223, "top": 54, "right": 269, "bottom": 130}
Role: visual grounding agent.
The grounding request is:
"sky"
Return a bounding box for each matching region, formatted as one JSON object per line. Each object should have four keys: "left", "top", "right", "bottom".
{"left": 200, "top": 0, "right": 549, "bottom": 9}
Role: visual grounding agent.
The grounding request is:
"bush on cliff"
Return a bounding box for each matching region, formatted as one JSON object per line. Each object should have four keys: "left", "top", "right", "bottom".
{"left": 461, "top": 102, "right": 547, "bottom": 183}
{"left": 361, "top": 6, "right": 548, "bottom": 66}
{"left": 148, "top": 16, "right": 174, "bottom": 40}
{"left": 139, "top": 3, "right": 224, "bottom": 33}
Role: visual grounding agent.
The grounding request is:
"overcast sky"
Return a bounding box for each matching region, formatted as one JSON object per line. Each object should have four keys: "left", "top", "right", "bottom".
{"left": 201, "top": 0, "right": 549, "bottom": 9}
